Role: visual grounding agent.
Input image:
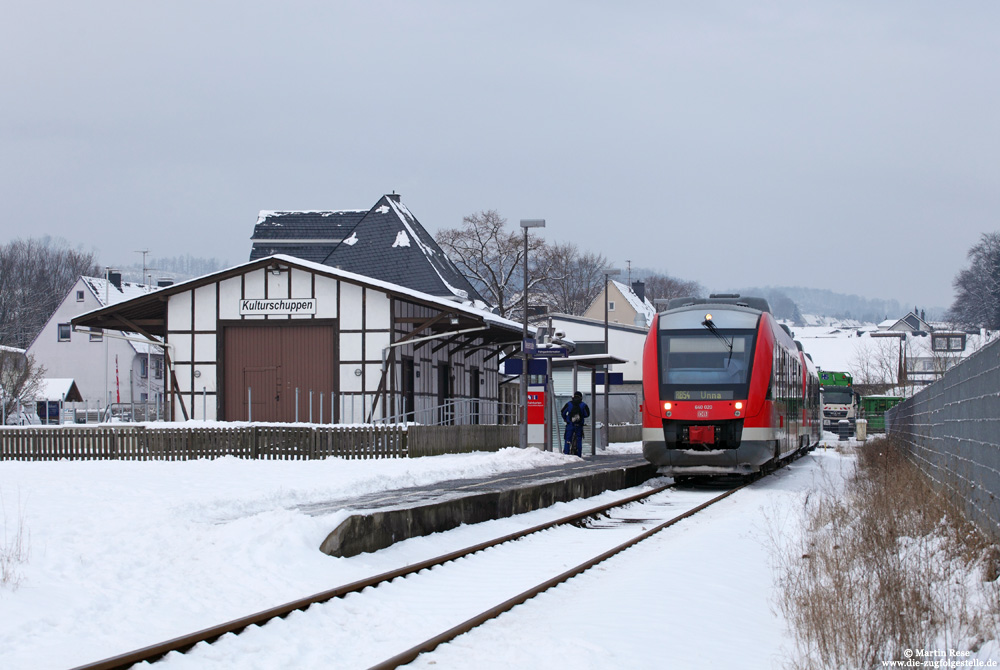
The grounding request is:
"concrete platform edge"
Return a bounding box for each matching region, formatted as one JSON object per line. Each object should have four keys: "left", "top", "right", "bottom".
{"left": 319, "top": 462, "right": 658, "bottom": 557}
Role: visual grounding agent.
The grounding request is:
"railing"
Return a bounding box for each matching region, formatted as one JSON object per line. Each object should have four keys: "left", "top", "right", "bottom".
{"left": 374, "top": 398, "right": 518, "bottom": 427}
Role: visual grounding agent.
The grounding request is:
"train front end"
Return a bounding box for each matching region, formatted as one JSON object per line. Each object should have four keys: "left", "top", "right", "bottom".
{"left": 642, "top": 302, "right": 775, "bottom": 476}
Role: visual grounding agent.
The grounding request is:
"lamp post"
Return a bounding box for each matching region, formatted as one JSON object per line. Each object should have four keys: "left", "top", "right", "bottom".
{"left": 602, "top": 267, "right": 621, "bottom": 452}
{"left": 519, "top": 219, "right": 546, "bottom": 450}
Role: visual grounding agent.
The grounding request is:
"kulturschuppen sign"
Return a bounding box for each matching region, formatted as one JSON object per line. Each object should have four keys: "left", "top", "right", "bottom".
{"left": 239, "top": 298, "right": 317, "bottom": 316}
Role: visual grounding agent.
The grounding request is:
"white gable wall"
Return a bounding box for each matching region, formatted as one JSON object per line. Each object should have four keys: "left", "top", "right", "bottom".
{"left": 27, "top": 278, "right": 163, "bottom": 408}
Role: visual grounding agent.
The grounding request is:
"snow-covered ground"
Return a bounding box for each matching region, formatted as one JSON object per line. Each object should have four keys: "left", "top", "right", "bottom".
{"left": 3, "top": 441, "right": 854, "bottom": 669}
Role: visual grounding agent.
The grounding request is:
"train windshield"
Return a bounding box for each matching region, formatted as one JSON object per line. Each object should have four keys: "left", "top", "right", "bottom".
{"left": 658, "top": 329, "right": 756, "bottom": 400}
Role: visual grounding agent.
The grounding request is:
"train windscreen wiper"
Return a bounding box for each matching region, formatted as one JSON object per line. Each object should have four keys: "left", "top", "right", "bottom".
{"left": 701, "top": 315, "right": 735, "bottom": 365}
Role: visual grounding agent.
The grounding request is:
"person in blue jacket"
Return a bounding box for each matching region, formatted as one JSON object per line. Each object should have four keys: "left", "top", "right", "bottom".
{"left": 561, "top": 391, "right": 590, "bottom": 457}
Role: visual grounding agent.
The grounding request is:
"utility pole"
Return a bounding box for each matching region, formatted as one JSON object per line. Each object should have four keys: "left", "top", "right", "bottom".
{"left": 135, "top": 249, "right": 150, "bottom": 284}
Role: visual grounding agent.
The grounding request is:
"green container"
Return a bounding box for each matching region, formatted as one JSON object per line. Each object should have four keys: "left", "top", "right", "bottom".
{"left": 861, "top": 395, "right": 904, "bottom": 433}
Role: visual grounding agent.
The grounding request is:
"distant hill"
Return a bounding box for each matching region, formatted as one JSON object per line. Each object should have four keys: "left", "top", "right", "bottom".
{"left": 725, "top": 286, "right": 944, "bottom": 325}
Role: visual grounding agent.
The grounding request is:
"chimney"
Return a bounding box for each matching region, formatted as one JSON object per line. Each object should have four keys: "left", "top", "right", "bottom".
{"left": 387, "top": 192, "right": 401, "bottom": 203}
{"left": 631, "top": 281, "right": 645, "bottom": 304}
{"left": 108, "top": 271, "right": 122, "bottom": 290}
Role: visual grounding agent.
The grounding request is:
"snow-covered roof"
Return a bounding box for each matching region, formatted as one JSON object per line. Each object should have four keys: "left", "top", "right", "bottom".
{"left": 36, "top": 378, "right": 82, "bottom": 401}
{"left": 0, "top": 344, "right": 26, "bottom": 355}
{"left": 82, "top": 277, "right": 160, "bottom": 307}
{"left": 795, "top": 323, "right": 996, "bottom": 382}
{"left": 611, "top": 280, "right": 656, "bottom": 325}
{"left": 877, "top": 312, "right": 933, "bottom": 333}
{"left": 250, "top": 195, "right": 485, "bottom": 304}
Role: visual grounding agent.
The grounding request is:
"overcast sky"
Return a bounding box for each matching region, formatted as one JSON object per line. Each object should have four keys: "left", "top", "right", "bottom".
{"left": 2, "top": 2, "right": 998, "bottom": 309}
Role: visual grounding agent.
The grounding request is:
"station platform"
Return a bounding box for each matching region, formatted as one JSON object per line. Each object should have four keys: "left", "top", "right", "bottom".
{"left": 302, "top": 452, "right": 657, "bottom": 557}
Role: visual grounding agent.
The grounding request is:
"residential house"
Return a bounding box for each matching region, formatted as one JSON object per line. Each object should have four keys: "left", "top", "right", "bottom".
{"left": 582, "top": 280, "right": 656, "bottom": 329}
{"left": 27, "top": 273, "right": 164, "bottom": 414}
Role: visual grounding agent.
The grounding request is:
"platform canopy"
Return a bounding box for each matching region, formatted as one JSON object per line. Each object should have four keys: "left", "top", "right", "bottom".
{"left": 549, "top": 354, "right": 628, "bottom": 369}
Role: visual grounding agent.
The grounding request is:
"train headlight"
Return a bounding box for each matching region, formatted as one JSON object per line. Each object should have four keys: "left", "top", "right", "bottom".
{"left": 735, "top": 402, "right": 743, "bottom": 410}
{"left": 663, "top": 402, "right": 672, "bottom": 411}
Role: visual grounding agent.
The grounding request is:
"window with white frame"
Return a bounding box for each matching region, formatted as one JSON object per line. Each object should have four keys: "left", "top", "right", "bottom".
{"left": 76, "top": 290, "right": 85, "bottom": 302}
{"left": 140, "top": 357, "right": 148, "bottom": 378}
{"left": 58, "top": 324, "right": 71, "bottom": 342}
{"left": 608, "top": 301, "right": 615, "bottom": 311}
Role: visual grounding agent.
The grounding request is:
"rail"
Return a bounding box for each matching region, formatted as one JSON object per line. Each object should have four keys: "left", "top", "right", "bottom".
{"left": 68, "top": 484, "right": 673, "bottom": 670}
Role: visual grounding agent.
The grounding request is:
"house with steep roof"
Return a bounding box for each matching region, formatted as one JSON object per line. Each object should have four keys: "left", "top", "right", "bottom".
{"left": 582, "top": 280, "right": 656, "bottom": 328}
{"left": 250, "top": 194, "right": 487, "bottom": 306}
{"left": 877, "top": 310, "right": 934, "bottom": 333}
{"left": 27, "top": 273, "right": 164, "bottom": 417}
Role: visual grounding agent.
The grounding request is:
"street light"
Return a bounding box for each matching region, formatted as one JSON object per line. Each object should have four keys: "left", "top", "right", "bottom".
{"left": 602, "top": 267, "right": 621, "bottom": 453}
{"left": 519, "top": 219, "right": 546, "bottom": 450}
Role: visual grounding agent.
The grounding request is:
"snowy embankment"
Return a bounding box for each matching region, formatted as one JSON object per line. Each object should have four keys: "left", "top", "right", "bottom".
{"left": 1, "top": 442, "right": 852, "bottom": 669}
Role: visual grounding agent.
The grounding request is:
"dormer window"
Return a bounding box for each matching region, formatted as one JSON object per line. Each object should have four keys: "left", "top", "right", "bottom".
{"left": 932, "top": 335, "right": 965, "bottom": 352}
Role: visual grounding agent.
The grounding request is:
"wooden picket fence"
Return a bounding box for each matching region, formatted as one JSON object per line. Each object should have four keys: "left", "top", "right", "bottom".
{"left": 0, "top": 424, "right": 409, "bottom": 461}
{"left": 0, "top": 423, "right": 638, "bottom": 462}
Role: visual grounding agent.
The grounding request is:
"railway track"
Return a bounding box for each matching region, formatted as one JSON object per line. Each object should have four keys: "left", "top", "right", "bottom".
{"left": 71, "top": 458, "right": 801, "bottom": 670}
{"left": 70, "top": 482, "right": 676, "bottom": 670}
{"left": 367, "top": 481, "right": 748, "bottom": 670}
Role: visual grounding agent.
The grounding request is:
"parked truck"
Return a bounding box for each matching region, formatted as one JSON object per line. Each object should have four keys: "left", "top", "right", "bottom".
{"left": 818, "top": 370, "right": 857, "bottom": 435}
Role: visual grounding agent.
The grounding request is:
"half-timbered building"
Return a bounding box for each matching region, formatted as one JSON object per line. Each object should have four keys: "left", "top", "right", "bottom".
{"left": 72, "top": 255, "right": 524, "bottom": 424}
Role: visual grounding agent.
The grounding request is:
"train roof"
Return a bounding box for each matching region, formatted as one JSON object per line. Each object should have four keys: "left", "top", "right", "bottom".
{"left": 663, "top": 294, "right": 772, "bottom": 314}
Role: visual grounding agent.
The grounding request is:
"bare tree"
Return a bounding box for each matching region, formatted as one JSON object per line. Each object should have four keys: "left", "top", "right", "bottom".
{"left": 947, "top": 232, "right": 1000, "bottom": 329}
{"left": 849, "top": 337, "right": 902, "bottom": 392}
{"left": 0, "top": 347, "right": 45, "bottom": 422}
{"left": 0, "top": 238, "right": 101, "bottom": 349}
{"left": 436, "top": 210, "right": 550, "bottom": 319}
{"left": 535, "top": 242, "right": 609, "bottom": 315}
{"left": 641, "top": 273, "right": 704, "bottom": 305}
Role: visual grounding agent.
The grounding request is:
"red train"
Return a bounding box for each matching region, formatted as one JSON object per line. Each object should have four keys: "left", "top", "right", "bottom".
{"left": 641, "top": 295, "right": 820, "bottom": 478}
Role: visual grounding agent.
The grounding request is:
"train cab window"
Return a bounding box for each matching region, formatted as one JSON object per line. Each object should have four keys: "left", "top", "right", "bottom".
{"left": 658, "top": 329, "right": 757, "bottom": 401}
